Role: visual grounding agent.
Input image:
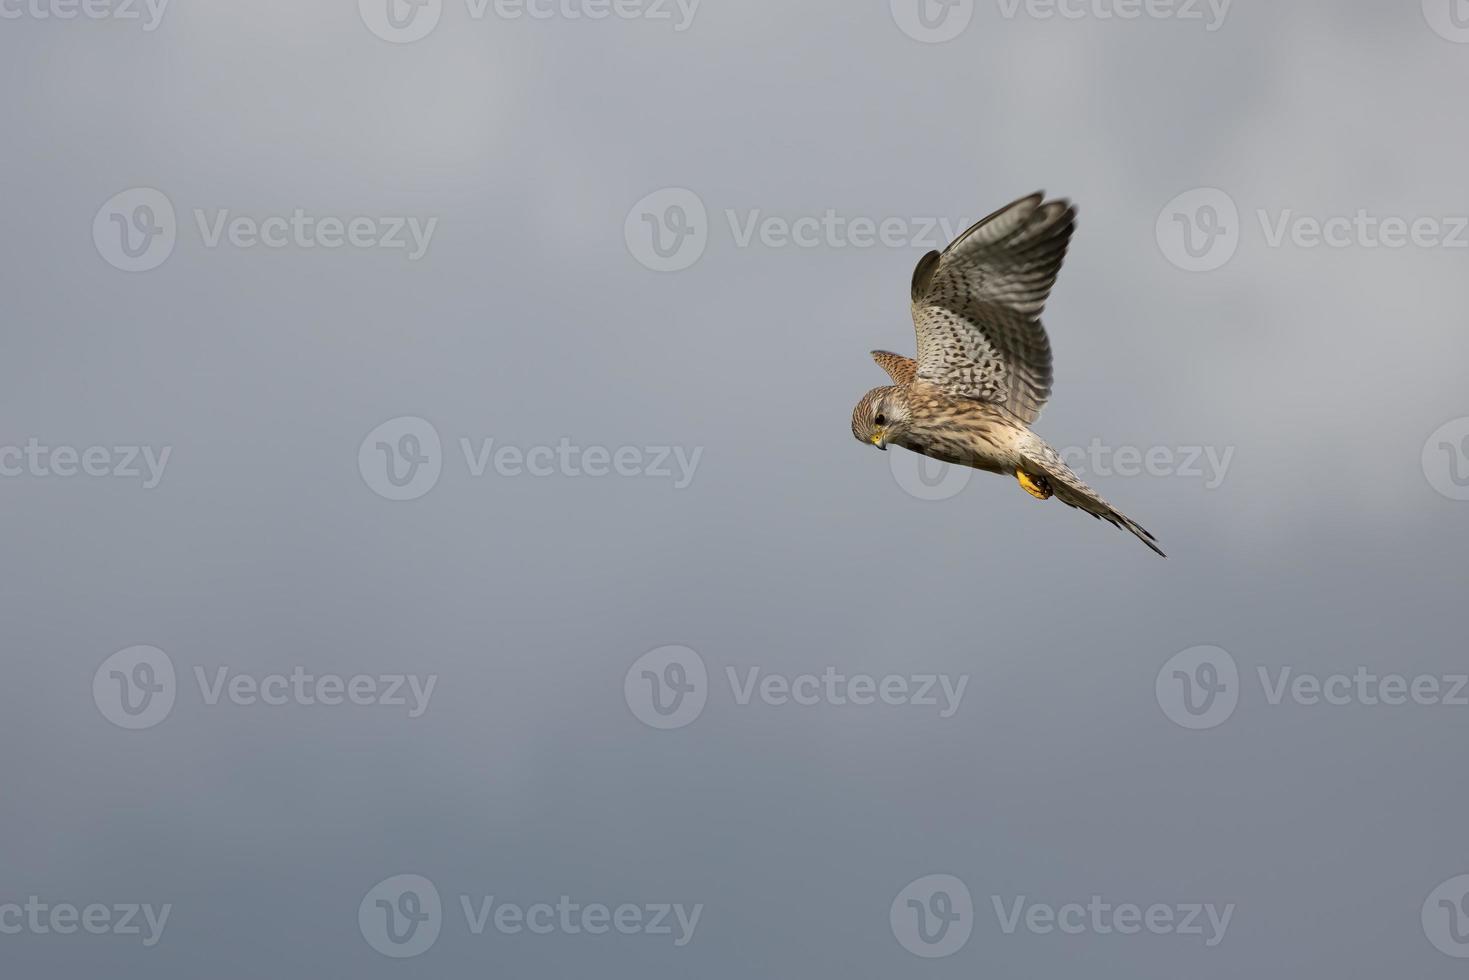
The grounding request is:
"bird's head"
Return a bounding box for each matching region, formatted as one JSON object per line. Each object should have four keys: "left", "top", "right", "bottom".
{"left": 851, "top": 386, "right": 911, "bottom": 451}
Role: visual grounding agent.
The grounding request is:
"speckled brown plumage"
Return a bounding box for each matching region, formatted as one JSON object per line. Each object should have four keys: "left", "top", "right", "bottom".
{"left": 851, "top": 193, "right": 1165, "bottom": 557}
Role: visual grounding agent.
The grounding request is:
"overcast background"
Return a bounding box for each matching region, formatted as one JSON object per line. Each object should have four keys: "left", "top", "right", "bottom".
{"left": 2, "top": 0, "right": 1468, "bottom": 976}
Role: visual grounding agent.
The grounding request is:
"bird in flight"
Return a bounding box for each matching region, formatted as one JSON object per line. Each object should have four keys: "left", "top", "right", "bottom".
{"left": 851, "top": 192, "right": 1165, "bottom": 557}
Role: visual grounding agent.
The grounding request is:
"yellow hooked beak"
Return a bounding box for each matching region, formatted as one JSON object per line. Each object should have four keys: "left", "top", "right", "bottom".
{"left": 870, "top": 429, "right": 887, "bottom": 450}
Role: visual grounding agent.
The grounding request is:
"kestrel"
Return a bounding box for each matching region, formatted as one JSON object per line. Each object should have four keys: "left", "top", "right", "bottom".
{"left": 851, "top": 192, "right": 1165, "bottom": 557}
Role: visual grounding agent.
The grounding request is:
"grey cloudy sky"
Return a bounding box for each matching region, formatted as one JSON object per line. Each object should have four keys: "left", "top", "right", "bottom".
{"left": 2, "top": 0, "right": 1468, "bottom": 976}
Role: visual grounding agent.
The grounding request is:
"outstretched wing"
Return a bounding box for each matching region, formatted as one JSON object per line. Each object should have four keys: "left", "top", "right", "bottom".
{"left": 910, "top": 193, "right": 1075, "bottom": 425}
{"left": 870, "top": 350, "right": 916, "bottom": 385}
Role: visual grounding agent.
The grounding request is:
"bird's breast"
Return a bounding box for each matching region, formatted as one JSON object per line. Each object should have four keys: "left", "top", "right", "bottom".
{"left": 900, "top": 407, "right": 1024, "bottom": 474}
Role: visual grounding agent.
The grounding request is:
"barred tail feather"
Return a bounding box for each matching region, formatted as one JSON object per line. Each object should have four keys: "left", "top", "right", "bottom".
{"left": 1028, "top": 449, "right": 1166, "bottom": 558}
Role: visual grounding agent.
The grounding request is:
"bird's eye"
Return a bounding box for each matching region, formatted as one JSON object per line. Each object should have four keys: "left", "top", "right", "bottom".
{"left": 874, "top": 414, "right": 887, "bottom": 426}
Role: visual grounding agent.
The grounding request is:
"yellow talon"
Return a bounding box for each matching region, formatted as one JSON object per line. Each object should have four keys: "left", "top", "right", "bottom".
{"left": 1017, "top": 469, "right": 1053, "bottom": 500}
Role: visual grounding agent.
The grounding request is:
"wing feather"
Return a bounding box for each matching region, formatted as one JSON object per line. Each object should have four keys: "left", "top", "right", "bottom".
{"left": 910, "top": 192, "right": 1075, "bottom": 424}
